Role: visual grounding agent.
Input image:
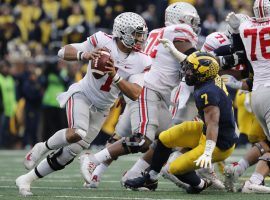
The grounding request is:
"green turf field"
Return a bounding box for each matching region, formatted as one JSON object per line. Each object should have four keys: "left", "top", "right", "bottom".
{"left": 1, "top": 149, "right": 270, "bottom": 200}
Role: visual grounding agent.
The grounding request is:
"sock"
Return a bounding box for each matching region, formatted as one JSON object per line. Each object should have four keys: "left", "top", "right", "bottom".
{"left": 92, "top": 163, "right": 108, "bottom": 178}
{"left": 129, "top": 158, "right": 150, "bottom": 173}
{"left": 46, "top": 129, "right": 69, "bottom": 150}
{"left": 25, "top": 169, "right": 39, "bottom": 182}
{"left": 94, "top": 148, "right": 112, "bottom": 164}
{"left": 238, "top": 158, "right": 249, "bottom": 174}
{"left": 195, "top": 179, "right": 205, "bottom": 189}
{"left": 35, "top": 159, "right": 55, "bottom": 177}
{"left": 151, "top": 139, "right": 172, "bottom": 173}
{"left": 175, "top": 171, "right": 201, "bottom": 187}
{"left": 149, "top": 170, "right": 159, "bottom": 180}
{"left": 250, "top": 172, "right": 264, "bottom": 185}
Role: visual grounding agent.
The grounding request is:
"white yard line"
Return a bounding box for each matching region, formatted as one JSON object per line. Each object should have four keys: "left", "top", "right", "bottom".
{"left": 55, "top": 196, "right": 190, "bottom": 200}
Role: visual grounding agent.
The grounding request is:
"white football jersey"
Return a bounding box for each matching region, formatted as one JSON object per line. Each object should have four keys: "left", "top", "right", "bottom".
{"left": 71, "top": 31, "right": 152, "bottom": 109}
{"left": 239, "top": 19, "right": 270, "bottom": 90}
{"left": 143, "top": 24, "right": 198, "bottom": 104}
{"left": 201, "top": 32, "right": 231, "bottom": 52}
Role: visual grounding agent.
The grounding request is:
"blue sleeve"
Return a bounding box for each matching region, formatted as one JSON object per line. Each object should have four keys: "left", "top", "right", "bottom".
{"left": 195, "top": 87, "right": 220, "bottom": 110}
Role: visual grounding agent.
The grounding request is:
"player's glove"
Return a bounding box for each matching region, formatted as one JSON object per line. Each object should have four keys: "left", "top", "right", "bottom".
{"left": 219, "top": 51, "right": 245, "bottom": 70}
{"left": 159, "top": 38, "right": 187, "bottom": 62}
{"left": 226, "top": 12, "right": 241, "bottom": 34}
{"left": 221, "top": 74, "right": 243, "bottom": 89}
{"left": 195, "top": 140, "right": 216, "bottom": 168}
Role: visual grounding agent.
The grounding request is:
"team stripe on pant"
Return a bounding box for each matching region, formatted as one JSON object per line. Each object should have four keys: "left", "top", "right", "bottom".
{"left": 171, "top": 85, "right": 181, "bottom": 118}
{"left": 66, "top": 96, "right": 74, "bottom": 128}
{"left": 139, "top": 87, "right": 149, "bottom": 135}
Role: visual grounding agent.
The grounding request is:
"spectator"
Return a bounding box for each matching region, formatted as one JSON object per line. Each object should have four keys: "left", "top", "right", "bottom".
{"left": 0, "top": 60, "right": 17, "bottom": 148}
{"left": 41, "top": 58, "right": 69, "bottom": 141}
{"left": 201, "top": 13, "right": 219, "bottom": 36}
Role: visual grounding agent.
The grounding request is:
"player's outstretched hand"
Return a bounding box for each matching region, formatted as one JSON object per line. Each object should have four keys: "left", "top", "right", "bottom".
{"left": 159, "top": 38, "right": 187, "bottom": 62}
{"left": 221, "top": 74, "right": 243, "bottom": 89}
{"left": 226, "top": 12, "right": 240, "bottom": 33}
{"left": 82, "top": 48, "right": 107, "bottom": 61}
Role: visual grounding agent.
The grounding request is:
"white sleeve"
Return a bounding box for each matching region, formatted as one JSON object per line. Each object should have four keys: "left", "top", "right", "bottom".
{"left": 128, "top": 73, "right": 144, "bottom": 87}
{"left": 70, "top": 40, "right": 95, "bottom": 52}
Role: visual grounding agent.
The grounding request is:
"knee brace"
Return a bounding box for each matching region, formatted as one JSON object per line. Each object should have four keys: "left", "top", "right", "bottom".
{"left": 47, "top": 148, "right": 67, "bottom": 171}
{"left": 122, "top": 133, "right": 151, "bottom": 154}
{"left": 258, "top": 153, "right": 270, "bottom": 169}
{"left": 253, "top": 142, "right": 266, "bottom": 155}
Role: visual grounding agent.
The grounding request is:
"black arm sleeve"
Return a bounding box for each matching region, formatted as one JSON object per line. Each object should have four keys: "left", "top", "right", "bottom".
{"left": 184, "top": 47, "right": 197, "bottom": 56}
{"left": 232, "top": 33, "right": 245, "bottom": 51}
{"left": 246, "top": 78, "right": 253, "bottom": 92}
{"left": 213, "top": 45, "right": 234, "bottom": 56}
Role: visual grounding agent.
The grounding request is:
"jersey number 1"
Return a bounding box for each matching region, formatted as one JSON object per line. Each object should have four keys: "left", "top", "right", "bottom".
{"left": 100, "top": 68, "right": 119, "bottom": 92}
{"left": 244, "top": 27, "right": 270, "bottom": 61}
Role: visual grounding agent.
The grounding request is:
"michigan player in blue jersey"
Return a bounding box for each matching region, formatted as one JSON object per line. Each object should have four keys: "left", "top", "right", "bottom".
{"left": 124, "top": 51, "right": 238, "bottom": 193}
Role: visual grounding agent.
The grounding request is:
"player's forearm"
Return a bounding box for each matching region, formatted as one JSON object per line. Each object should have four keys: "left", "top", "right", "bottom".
{"left": 116, "top": 81, "right": 142, "bottom": 101}
{"left": 58, "top": 45, "right": 79, "bottom": 61}
{"left": 206, "top": 122, "right": 219, "bottom": 143}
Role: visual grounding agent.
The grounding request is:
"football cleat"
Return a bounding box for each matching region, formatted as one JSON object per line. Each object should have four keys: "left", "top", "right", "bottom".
{"left": 80, "top": 154, "right": 98, "bottom": 184}
{"left": 161, "top": 165, "right": 189, "bottom": 189}
{"left": 123, "top": 172, "right": 158, "bottom": 191}
{"left": 83, "top": 175, "right": 100, "bottom": 188}
{"left": 186, "top": 179, "right": 212, "bottom": 194}
{"left": 121, "top": 170, "right": 143, "bottom": 186}
{"left": 224, "top": 162, "right": 241, "bottom": 192}
{"left": 197, "top": 168, "right": 225, "bottom": 189}
{"left": 241, "top": 180, "right": 270, "bottom": 193}
{"left": 16, "top": 175, "right": 33, "bottom": 196}
{"left": 24, "top": 142, "right": 47, "bottom": 170}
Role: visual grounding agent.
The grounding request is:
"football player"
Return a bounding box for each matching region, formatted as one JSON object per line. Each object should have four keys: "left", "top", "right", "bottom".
{"left": 223, "top": 0, "right": 270, "bottom": 193}
{"left": 79, "top": 2, "right": 200, "bottom": 190}
{"left": 124, "top": 50, "right": 238, "bottom": 193}
{"left": 15, "top": 12, "right": 151, "bottom": 196}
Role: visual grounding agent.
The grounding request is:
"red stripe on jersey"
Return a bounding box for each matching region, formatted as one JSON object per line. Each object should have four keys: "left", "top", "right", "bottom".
{"left": 174, "top": 27, "right": 196, "bottom": 40}
{"left": 259, "top": 0, "right": 264, "bottom": 18}
{"left": 171, "top": 86, "right": 181, "bottom": 118}
{"left": 203, "top": 44, "right": 215, "bottom": 52}
{"left": 139, "top": 87, "right": 148, "bottom": 135}
{"left": 90, "top": 35, "right": 97, "bottom": 47}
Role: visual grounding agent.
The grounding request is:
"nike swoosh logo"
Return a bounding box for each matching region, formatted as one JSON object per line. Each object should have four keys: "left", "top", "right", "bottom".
{"left": 124, "top": 66, "right": 132, "bottom": 69}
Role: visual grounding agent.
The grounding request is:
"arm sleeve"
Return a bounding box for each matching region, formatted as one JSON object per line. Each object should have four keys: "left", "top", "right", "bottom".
{"left": 70, "top": 40, "right": 94, "bottom": 52}
{"left": 232, "top": 33, "right": 245, "bottom": 51}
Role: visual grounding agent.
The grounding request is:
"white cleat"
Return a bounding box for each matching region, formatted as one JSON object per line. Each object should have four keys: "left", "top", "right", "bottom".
{"left": 80, "top": 154, "right": 98, "bottom": 184}
{"left": 24, "top": 142, "right": 47, "bottom": 170}
{"left": 224, "top": 163, "right": 241, "bottom": 192}
{"left": 16, "top": 175, "right": 33, "bottom": 196}
{"left": 197, "top": 168, "right": 225, "bottom": 190}
{"left": 161, "top": 165, "right": 189, "bottom": 189}
{"left": 83, "top": 175, "right": 100, "bottom": 188}
{"left": 242, "top": 180, "right": 270, "bottom": 193}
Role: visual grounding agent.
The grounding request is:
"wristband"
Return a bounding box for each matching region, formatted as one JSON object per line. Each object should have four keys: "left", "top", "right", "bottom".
{"left": 77, "top": 51, "right": 84, "bottom": 61}
{"left": 113, "top": 73, "right": 123, "bottom": 84}
{"left": 204, "top": 140, "right": 216, "bottom": 156}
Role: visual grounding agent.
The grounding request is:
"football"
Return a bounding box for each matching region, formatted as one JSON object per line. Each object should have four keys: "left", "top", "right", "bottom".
{"left": 91, "top": 50, "right": 111, "bottom": 79}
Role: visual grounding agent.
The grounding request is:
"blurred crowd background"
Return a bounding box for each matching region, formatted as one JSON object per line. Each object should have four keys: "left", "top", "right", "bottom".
{"left": 0, "top": 0, "right": 253, "bottom": 149}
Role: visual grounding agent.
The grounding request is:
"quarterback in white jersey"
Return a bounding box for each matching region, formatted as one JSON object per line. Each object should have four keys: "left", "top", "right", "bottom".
{"left": 15, "top": 12, "right": 151, "bottom": 196}
{"left": 79, "top": 2, "right": 201, "bottom": 190}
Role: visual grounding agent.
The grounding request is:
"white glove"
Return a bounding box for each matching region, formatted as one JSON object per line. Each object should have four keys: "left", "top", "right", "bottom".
{"left": 195, "top": 140, "right": 216, "bottom": 168}
{"left": 159, "top": 38, "right": 187, "bottom": 62}
{"left": 226, "top": 12, "right": 240, "bottom": 34}
{"left": 221, "top": 74, "right": 243, "bottom": 89}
